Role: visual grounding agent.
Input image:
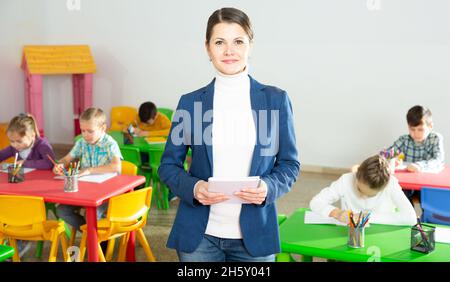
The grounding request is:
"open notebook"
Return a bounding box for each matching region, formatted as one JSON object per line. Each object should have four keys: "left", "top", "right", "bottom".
{"left": 145, "top": 137, "right": 166, "bottom": 145}
{"left": 0, "top": 168, "right": 35, "bottom": 174}
{"left": 54, "top": 173, "right": 117, "bottom": 183}
{"left": 304, "top": 211, "right": 348, "bottom": 226}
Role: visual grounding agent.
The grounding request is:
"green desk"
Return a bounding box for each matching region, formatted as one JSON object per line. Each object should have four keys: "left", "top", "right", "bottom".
{"left": 122, "top": 136, "right": 166, "bottom": 154}
{"left": 279, "top": 208, "right": 450, "bottom": 262}
{"left": 0, "top": 245, "right": 14, "bottom": 262}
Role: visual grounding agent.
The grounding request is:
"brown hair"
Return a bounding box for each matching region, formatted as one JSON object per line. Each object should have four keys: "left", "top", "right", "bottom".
{"left": 356, "top": 155, "right": 390, "bottom": 190}
{"left": 80, "top": 107, "right": 107, "bottom": 127}
{"left": 205, "top": 7, "right": 254, "bottom": 44}
{"left": 7, "top": 113, "right": 40, "bottom": 138}
{"left": 406, "top": 105, "right": 432, "bottom": 127}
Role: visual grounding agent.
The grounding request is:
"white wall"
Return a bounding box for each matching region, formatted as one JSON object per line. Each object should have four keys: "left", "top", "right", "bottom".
{"left": 1, "top": 0, "right": 449, "bottom": 168}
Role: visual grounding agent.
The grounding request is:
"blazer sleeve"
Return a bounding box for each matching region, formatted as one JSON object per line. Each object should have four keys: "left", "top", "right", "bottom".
{"left": 261, "top": 92, "right": 300, "bottom": 206}
{"left": 158, "top": 95, "right": 201, "bottom": 207}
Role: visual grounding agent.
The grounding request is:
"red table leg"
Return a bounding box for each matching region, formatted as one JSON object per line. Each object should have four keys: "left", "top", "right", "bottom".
{"left": 85, "top": 207, "right": 99, "bottom": 262}
{"left": 126, "top": 230, "right": 136, "bottom": 262}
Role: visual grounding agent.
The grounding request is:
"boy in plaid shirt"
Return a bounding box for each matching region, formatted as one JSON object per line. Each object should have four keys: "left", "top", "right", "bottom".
{"left": 388, "top": 105, "right": 445, "bottom": 201}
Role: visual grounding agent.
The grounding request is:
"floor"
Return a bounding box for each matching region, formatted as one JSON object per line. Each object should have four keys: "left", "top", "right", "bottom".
{"left": 14, "top": 145, "right": 422, "bottom": 262}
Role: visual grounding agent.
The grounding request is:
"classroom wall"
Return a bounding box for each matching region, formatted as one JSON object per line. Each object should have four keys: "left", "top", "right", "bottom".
{"left": 1, "top": 0, "right": 449, "bottom": 169}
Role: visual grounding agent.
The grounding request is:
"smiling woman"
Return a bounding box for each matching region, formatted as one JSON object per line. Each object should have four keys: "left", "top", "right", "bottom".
{"left": 158, "top": 7, "right": 300, "bottom": 262}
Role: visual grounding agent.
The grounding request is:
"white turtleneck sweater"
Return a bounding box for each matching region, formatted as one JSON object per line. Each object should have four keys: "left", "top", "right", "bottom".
{"left": 204, "top": 67, "right": 257, "bottom": 239}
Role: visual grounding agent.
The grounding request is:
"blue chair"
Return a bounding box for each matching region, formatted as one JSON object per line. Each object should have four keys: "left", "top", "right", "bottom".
{"left": 421, "top": 187, "right": 450, "bottom": 225}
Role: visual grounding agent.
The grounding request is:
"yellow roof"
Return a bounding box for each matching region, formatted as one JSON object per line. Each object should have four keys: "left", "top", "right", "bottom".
{"left": 22, "top": 45, "right": 96, "bottom": 74}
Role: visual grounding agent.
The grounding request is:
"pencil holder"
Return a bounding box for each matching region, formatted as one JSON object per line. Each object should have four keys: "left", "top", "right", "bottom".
{"left": 64, "top": 175, "right": 78, "bottom": 192}
{"left": 411, "top": 224, "right": 435, "bottom": 253}
{"left": 8, "top": 165, "right": 24, "bottom": 183}
{"left": 348, "top": 226, "right": 365, "bottom": 248}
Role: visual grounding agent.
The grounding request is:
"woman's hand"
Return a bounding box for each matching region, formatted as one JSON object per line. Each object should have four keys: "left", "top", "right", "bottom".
{"left": 234, "top": 180, "right": 268, "bottom": 205}
{"left": 329, "top": 208, "right": 349, "bottom": 224}
{"left": 194, "top": 180, "right": 230, "bottom": 205}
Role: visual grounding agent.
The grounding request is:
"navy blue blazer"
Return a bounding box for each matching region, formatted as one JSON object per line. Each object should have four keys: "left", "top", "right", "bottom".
{"left": 158, "top": 75, "right": 300, "bottom": 257}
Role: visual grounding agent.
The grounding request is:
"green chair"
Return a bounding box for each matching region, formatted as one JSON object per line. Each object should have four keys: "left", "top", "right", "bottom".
{"left": 0, "top": 244, "right": 14, "bottom": 262}
{"left": 119, "top": 146, "right": 151, "bottom": 187}
{"left": 158, "top": 108, "right": 174, "bottom": 121}
{"left": 147, "top": 149, "right": 170, "bottom": 210}
{"left": 74, "top": 134, "right": 82, "bottom": 143}
{"left": 108, "top": 130, "right": 125, "bottom": 146}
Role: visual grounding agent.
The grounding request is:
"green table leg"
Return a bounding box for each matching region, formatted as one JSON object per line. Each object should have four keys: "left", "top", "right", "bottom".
{"left": 301, "top": 255, "right": 313, "bottom": 262}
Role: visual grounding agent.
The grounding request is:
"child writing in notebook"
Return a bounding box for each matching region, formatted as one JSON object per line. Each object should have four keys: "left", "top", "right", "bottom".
{"left": 54, "top": 107, "right": 122, "bottom": 232}
{"left": 310, "top": 155, "right": 417, "bottom": 226}
{"left": 130, "top": 101, "right": 171, "bottom": 138}
{"left": 386, "top": 105, "right": 445, "bottom": 202}
{"left": 388, "top": 105, "right": 444, "bottom": 173}
{"left": 0, "top": 113, "right": 55, "bottom": 169}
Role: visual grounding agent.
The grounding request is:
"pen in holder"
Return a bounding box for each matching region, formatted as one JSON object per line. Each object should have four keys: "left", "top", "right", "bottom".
{"left": 348, "top": 226, "right": 365, "bottom": 248}
{"left": 8, "top": 164, "right": 24, "bottom": 183}
{"left": 64, "top": 175, "right": 78, "bottom": 193}
{"left": 411, "top": 223, "right": 435, "bottom": 253}
{"left": 347, "top": 211, "right": 370, "bottom": 248}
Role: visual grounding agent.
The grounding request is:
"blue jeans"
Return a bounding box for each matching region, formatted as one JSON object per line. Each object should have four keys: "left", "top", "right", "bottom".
{"left": 56, "top": 203, "right": 108, "bottom": 231}
{"left": 177, "top": 234, "right": 275, "bottom": 262}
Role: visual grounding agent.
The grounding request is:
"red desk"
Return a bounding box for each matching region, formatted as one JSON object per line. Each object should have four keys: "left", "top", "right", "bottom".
{"left": 0, "top": 170, "right": 145, "bottom": 262}
{"left": 395, "top": 165, "right": 450, "bottom": 190}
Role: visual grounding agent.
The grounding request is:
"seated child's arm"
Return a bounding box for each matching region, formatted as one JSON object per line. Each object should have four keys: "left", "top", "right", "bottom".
{"left": 78, "top": 156, "right": 121, "bottom": 176}
{"left": 310, "top": 176, "right": 344, "bottom": 220}
{"left": 370, "top": 182, "right": 417, "bottom": 226}
{"left": 53, "top": 153, "right": 75, "bottom": 175}
{"left": 0, "top": 146, "right": 14, "bottom": 163}
{"left": 23, "top": 141, "right": 56, "bottom": 170}
{"left": 414, "top": 133, "right": 445, "bottom": 172}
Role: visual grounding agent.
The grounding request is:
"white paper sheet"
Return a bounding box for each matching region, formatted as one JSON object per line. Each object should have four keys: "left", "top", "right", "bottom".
{"left": 146, "top": 141, "right": 166, "bottom": 145}
{"left": 395, "top": 162, "right": 444, "bottom": 173}
{"left": 304, "top": 211, "right": 348, "bottom": 226}
{"left": 435, "top": 227, "right": 450, "bottom": 244}
{"left": 0, "top": 168, "right": 35, "bottom": 174}
{"left": 207, "top": 176, "right": 260, "bottom": 204}
{"left": 55, "top": 173, "right": 117, "bottom": 183}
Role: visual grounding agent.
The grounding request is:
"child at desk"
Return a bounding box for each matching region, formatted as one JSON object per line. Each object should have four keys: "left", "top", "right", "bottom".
{"left": 310, "top": 155, "right": 417, "bottom": 226}
{"left": 54, "top": 107, "right": 122, "bottom": 232}
{"left": 0, "top": 113, "right": 55, "bottom": 258}
{"left": 130, "top": 101, "right": 171, "bottom": 138}
{"left": 0, "top": 113, "right": 55, "bottom": 169}
{"left": 387, "top": 105, "right": 445, "bottom": 202}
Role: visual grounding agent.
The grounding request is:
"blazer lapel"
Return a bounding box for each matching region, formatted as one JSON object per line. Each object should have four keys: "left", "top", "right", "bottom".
{"left": 200, "top": 79, "right": 215, "bottom": 173}
{"left": 249, "top": 76, "right": 266, "bottom": 176}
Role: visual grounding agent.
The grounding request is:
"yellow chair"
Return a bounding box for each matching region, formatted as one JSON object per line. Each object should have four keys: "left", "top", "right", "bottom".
{"left": 0, "top": 195, "right": 69, "bottom": 262}
{"left": 121, "top": 160, "right": 138, "bottom": 176}
{"left": 0, "top": 123, "right": 14, "bottom": 164}
{"left": 109, "top": 106, "right": 138, "bottom": 131}
{"left": 63, "top": 162, "right": 138, "bottom": 249}
{"left": 78, "top": 187, "right": 155, "bottom": 262}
